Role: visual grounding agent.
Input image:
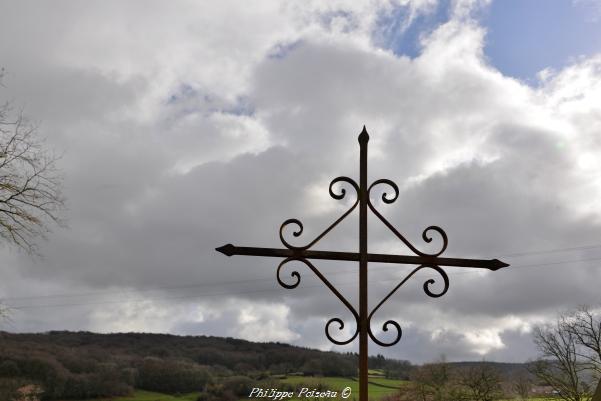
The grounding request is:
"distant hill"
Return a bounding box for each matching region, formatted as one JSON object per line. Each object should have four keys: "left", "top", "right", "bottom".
{"left": 0, "top": 331, "right": 533, "bottom": 400}
{"left": 0, "top": 330, "right": 412, "bottom": 400}
{"left": 448, "top": 361, "right": 530, "bottom": 378}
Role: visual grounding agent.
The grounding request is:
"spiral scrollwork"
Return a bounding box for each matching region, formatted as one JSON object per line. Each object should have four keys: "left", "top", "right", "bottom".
{"left": 368, "top": 179, "right": 448, "bottom": 257}
{"left": 279, "top": 176, "right": 359, "bottom": 250}
{"left": 421, "top": 226, "right": 448, "bottom": 256}
{"left": 279, "top": 219, "right": 305, "bottom": 250}
{"left": 421, "top": 264, "right": 449, "bottom": 298}
{"left": 368, "top": 318, "right": 402, "bottom": 347}
{"left": 367, "top": 264, "right": 449, "bottom": 347}
{"left": 329, "top": 176, "right": 359, "bottom": 200}
{"left": 369, "top": 179, "right": 399, "bottom": 204}
{"left": 276, "top": 258, "right": 302, "bottom": 289}
{"left": 275, "top": 173, "right": 451, "bottom": 349}
{"left": 275, "top": 257, "right": 359, "bottom": 346}
{"left": 326, "top": 317, "right": 359, "bottom": 345}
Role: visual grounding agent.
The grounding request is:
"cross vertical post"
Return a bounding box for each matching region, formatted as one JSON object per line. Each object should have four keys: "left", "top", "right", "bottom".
{"left": 216, "top": 126, "right": 509, "bottom": 401}
{"left": 359, "top": 128, "right": 369, "bottom": 401}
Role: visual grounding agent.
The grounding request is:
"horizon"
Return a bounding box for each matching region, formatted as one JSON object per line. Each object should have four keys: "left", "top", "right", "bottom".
{"left": 0, "top": 330, "right": 532, "bottom": 366}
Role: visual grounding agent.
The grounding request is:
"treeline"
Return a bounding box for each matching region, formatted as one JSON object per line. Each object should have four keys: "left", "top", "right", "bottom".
{"left": 0, "top": 331, "right": 411, "bottom": 400}
{"left": 0, "top": 348, "right": 211, "bottom": 399}
{"left": 384, "top": 359, "right": 536, "bottom": 401}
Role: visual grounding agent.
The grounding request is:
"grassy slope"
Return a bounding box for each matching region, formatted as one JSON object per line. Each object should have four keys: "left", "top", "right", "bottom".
{"left": 61, "top": 388, "right": 557, "bottom": 401}
{"left": 280, "top": 376, "right": 408, "bottom": 400}
{"left": 72, "top": 390, "right": 200, "bottom": 401}
{"left": 66, "top": 377, "right": 406, "bottom": 401}
{"left": 66, "top": 384, "right": 557, "bottom": 401}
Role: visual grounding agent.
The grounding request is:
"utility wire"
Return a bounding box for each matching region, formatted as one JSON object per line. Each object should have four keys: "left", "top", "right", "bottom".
{"left": 3, "top": 246, "right": 601, "bottom": 304}
{"left": 6, "top": 254, "right": 601, "bottom": 311}
{"left": 500, "top": 243, "right": 601, "bottom": 258}
{"left": 0, "top": 239, "right": 601, "bottom": 301}
{"left": 3, "top": 251, "right": 600, "bottom": 303}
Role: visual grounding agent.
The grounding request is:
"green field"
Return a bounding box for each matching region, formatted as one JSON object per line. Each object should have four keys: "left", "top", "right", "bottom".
{"left": 75, "top": 390, "right": 200, "bottom": 401}
{"left": 65, "top": 389, "right": 560, "bottom": 401}
{"left": 66, "top": 383, "right": 557, "bottom": 401}
{"left": 500, "top": 397, "right": 561, "bottom": 401}
{"left": 80, "top": 377, "right": 406, "bottom": 401}
{"left": 279, "top": 376, "right": 408, "bottom": 400}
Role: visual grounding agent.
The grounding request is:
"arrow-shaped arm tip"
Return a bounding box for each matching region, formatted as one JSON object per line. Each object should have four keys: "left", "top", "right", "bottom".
{"left": 490, "top": 259, "right": 510, "bottom": 271}
{"left": 216, "top": 244, "right": 235, "bottom": 257}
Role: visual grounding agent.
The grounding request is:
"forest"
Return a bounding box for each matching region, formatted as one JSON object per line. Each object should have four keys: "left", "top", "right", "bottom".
{"left": 0, "top": 330, "right": 416, "bottom": 400}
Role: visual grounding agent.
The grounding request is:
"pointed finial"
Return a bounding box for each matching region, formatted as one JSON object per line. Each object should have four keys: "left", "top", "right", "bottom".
{"left": 216, "top": 244, "right": 235, "bottom": 257}
{"left": 358, "top": 125, "right": 369, "bottom": 144}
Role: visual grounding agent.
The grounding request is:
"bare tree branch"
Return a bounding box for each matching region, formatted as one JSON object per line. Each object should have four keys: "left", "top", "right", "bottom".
{"left": 562, "top": 306, "right": 601, "bottom": 374}
{"left": 510, "top": 370, "right": 533, "bottom": 400}
{"left": 455, "top": 363, "right": 503, "bottom": 401}
{"left": 0, "top": 96, "right": 65, "bottom": 255}
{"left": 531, "top": 319, "right": 593, "bottom": 401}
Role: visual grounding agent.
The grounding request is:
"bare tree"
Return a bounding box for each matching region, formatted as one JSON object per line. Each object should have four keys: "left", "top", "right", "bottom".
{"left": 510, "top": 370, "right": 532, "bottom": 400}
{"left": 531, "top": 321, "right": 592, "bottom": 401}
{"left": 560, "top": 306, "right": 601, "bottom": 401}
{"left": 0, "top": 84, "right": 65, "bottom": 254}
{"left": 407, "top": 356, "right": 452, "bottom": 401}
{"left": 455, "top": 363, "right": 503, "bottom": 401}
{"left": 562, "top": 306, "right": 601, "bottom": 374}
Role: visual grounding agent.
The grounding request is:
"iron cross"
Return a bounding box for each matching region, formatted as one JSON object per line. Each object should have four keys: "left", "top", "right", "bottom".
{"left": 217, "top": 127, "right": 509, "bottom": 401}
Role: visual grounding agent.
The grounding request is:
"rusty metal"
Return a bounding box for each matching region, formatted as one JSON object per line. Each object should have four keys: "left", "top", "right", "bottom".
{"left": 359, "top": 127, "right": 368, "bottom": 400}
{"left": 215, "top": 245, "right": 508, "bottom": 270}
{"left": 216, "top": 126, "right": 509, "bottom": 401}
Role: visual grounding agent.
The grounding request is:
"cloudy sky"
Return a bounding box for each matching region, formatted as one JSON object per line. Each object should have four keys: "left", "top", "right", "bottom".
{"left": 1, "top": 0, "right": 601, "bottom": 363}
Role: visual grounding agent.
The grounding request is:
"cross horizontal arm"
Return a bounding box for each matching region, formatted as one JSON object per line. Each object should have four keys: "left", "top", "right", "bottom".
{"left": 216, "top": 244, "right": 509, "bottom": 271}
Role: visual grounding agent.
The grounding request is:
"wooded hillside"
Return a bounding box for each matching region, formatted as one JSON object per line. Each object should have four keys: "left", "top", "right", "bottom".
{"left": 0, "top": 331, "right": 412, "bottom": 399}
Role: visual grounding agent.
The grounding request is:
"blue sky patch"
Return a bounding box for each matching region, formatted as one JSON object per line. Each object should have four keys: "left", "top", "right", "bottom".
{"left": 372, "top": 0, "right": 452, "bottom": 58}
{"left": 481, "top": 0, "right": 601, "bottom": 83}
{"left": 371, "top": 0, "right": 601, "bottom": 84}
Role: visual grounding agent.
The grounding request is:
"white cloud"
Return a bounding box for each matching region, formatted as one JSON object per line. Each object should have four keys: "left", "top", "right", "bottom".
{"left": 237, "top": 303, "right": 300, "bottom": 342}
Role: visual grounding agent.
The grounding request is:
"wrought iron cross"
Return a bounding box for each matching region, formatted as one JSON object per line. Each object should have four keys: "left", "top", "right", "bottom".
{"left": 217, "top": 127, "right": 509, "bottom": 401}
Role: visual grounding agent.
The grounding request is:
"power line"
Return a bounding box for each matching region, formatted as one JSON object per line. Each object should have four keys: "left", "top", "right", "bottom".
{"left": 1, "top": 275, "right": 284, "bottom": 301}
{"left": 438, "top": 255, "right": 601, "bottom": 276}
{"left": 500, "top": 243, "right": 601, "bottom": 258}
{"left": 505, "top": 256, "right": 601, "bottom": 269}
{"left": 0, "top": 264, "right": 373, "bottom": 302}
{"left": 4, "top": 248, "right": 601, "bottom": 304}
{"left": 6, "top": 255, "right": 601, "bottom": 311}
{"left": 3, "top": 242, "right": 601, "bottom": 307}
